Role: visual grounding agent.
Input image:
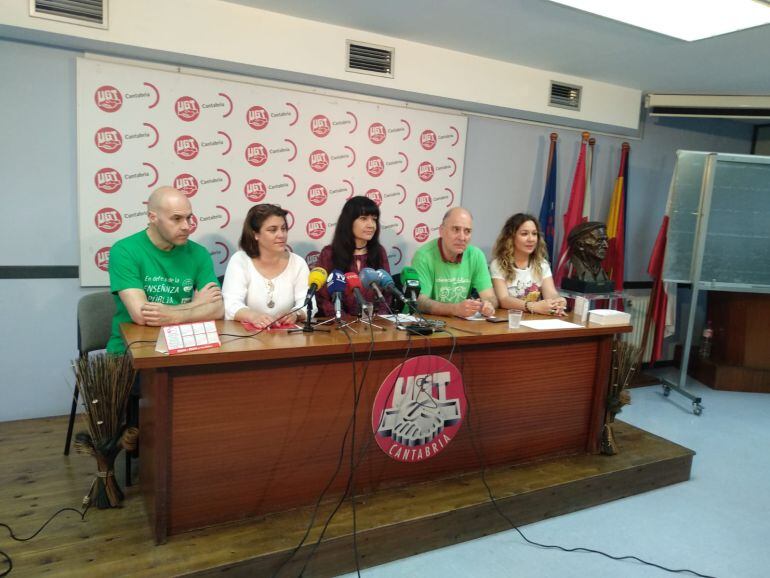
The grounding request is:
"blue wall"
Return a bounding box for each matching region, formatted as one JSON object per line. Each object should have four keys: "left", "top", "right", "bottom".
{"left": 0, "top": 38, "right": 753, "bottom": 422}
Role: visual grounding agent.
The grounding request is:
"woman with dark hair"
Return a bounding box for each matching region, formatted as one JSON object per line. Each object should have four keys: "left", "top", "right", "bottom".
{"left": 222, "top": 203, "right": 312, "bottom": 328}
{"left": 315, "top": 196, "right": 392, "bottom": 316}
{"left": 490, "top": 213, "right": 567, "bottom": 316}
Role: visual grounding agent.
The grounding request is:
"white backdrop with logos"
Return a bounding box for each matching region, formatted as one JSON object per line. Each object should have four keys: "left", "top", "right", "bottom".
{"left": 76, "top": 58, "right": 467, "bottom": 286}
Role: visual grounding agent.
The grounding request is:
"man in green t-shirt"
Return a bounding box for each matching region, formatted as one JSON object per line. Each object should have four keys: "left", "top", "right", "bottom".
{"left": 106, "top": 186, "right": 224, "bottom": 354}
{"left": 411, "top": 207, "right": 498, "bottom": 318}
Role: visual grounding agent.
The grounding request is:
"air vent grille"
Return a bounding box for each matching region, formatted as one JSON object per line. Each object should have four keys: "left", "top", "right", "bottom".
{"left": 346, "top": 41, "right": 394, "bottom": 78}
{"left": 549, "top": 81, "right": 581, "bottom": 111}
{"left": 31, "top": 0, "right": 107, "bottom": 28}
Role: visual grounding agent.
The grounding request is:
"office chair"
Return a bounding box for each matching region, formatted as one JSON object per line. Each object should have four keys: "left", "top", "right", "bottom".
{"left": 64, "top": 291, "right": 116, "bottom": 456}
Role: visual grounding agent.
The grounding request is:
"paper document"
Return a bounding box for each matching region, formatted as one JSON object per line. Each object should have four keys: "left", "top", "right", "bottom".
{"left": 459, "top": 312, "right": 486, "bottom": 321}
{"left": 520, "top": 319, "right": 583, "bottom": 330}
{"left": 379, "top": 314, "right": 420, "bottom": 323}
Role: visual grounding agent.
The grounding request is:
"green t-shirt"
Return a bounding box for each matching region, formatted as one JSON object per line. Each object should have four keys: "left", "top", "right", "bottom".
{"left": 106, "top": 229, "right": 219, "bottom": 354}
{"left": 411, "top": 240, "right": 492, "bottom": 304}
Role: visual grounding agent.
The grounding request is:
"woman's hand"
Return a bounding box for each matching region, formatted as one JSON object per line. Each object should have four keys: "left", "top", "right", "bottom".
{"left": 278, "top": 311, "right": 299, "bottom": 325}
{"left": 248, "top": 312, "right": 276, "bottom": 328}
{"left": 544, "top": 298, "right": 567, "bottom": 316}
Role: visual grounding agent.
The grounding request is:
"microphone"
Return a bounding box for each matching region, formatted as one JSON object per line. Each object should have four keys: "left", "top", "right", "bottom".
{"left": 400, "top": 266, "right": 421, "bottom": 302}
{"left": 360, "top": 267, "right": 385, "bottom": 302}
{"left": 375, "top": 269, "right": 408, "bottom": 303}
{"left": 304, "top": 267, "right": 327, "bottom": 305}
{"left": 344, "top": 272, "right": 370, "bottom": 316}
{"left": 326, "top": 269, "right": 347, "bottom": 319}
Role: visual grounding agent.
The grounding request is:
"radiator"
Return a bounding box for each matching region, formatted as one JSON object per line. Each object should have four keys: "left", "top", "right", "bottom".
{"left": 623, "top": 292, "right": 654, "bottom": 363}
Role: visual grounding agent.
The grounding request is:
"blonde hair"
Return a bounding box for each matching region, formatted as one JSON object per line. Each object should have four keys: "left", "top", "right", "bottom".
{"left": 492, "top": 213, "right": 549, "bottom": 282}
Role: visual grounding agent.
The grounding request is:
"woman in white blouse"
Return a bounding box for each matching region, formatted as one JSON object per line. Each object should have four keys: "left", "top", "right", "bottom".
{"left": 223, "top": 204, "right": 312, "bottom": 328}
{"left": 490, "top": 213, "right": 567, "bottom": 316}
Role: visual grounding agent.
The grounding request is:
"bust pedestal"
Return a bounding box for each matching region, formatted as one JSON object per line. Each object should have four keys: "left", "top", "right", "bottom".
{"left": 561, "top": 277, "right": 615, "bottom": 294}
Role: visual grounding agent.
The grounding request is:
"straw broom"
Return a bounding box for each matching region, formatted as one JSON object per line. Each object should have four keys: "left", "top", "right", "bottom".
{"left": 601, "top": 339, "right": 641, "bottom": 455}
{"left": 73, "top": 353, "right": 137, "bottom": 508}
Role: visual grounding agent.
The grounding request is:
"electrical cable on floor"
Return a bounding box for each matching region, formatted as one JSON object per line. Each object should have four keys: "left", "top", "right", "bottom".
{"left": 0, "top": 503, "right": 91, "bottom": 577}
{"left": 461, "top": 384, "right": 718, "bottom": 578}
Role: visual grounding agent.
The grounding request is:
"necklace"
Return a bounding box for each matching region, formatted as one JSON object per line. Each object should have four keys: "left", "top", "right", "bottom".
{"left": 265, "top": 278, "right": 275, "bottom": 308}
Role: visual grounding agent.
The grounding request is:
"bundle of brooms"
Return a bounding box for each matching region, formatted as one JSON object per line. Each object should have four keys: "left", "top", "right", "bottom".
{"left": 601, "top": 339, "right": 641, "bottom": 455}
{"left": 73, "top": 353, "right": 137, "bottom": 508}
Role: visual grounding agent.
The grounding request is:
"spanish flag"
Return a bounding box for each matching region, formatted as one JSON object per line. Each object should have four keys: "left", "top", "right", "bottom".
{"left": 604, "top": 142, "right": 629, "bottom": 297}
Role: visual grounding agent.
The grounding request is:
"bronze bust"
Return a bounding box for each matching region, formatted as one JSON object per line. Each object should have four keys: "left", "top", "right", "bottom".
{"left": 561, "top": 221, "right": 615, "bottom": 293}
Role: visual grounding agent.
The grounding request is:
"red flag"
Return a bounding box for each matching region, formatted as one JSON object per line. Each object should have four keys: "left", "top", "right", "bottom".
{"left": 604, "top": 142, "right": 629, "bottom": 297}
{"left": 646, "top": 215, "right": 669, "bottom": 363}
{"left": 554, "top": 131, "right": 590, "bottom": 285}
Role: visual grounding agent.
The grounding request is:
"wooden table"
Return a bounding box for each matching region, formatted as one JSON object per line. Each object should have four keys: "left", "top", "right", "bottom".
{"left": 123, "top": 312, "right": 629, "bottom": 543}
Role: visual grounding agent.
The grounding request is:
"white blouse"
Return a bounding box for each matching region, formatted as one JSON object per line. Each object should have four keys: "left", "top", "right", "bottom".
{"left": 222, "top": 250, "right": 314, "bottom": 320}
{"left": 489, "top": 258, "right": 552, "bottom": 301}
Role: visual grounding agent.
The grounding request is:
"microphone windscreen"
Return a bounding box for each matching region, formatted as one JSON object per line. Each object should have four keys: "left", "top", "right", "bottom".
{"left": 359, "top": 267, "right": 379, "bottom": 287}
{"left": 327, "top": 269, "right": 347, "bottom": 293}
{"left": 376, "top": 269, "right": 395, "bottom": 288}
{"left": 308, "top": 267, "right": 328, "bottom": 289}
{"left": 401, "top": 266, "right": 420, "bottom": 283}
{"left": 344, "top": 271, "right": 363, "bottom": 291}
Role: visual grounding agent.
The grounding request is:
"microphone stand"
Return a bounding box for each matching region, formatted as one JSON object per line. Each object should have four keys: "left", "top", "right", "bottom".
{"left": 355, "top": 300, "right": 386, "bottom": 331}
{"left": 289, "top": 299, "right": 330, "bottom": 334}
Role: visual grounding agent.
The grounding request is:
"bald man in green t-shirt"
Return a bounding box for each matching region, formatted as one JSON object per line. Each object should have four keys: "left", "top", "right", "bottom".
{"left": 411, "top": 207, "right": 498, "bottom": 318}
{"left": 106, "top": 186, "right": 224, "bottom": 353}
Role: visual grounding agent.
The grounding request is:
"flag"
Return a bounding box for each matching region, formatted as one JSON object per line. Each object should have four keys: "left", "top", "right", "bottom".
{"left": 554, "top": 131, "right": 590, "bottom": 285}
{"left": 645, "top": 215, "right": 669, "bottom": 363}
{"left": 538, "top": 132, "right": 558, "bottom": 263}
{"left": 583, "top": 137, "right": 595, "bottom": 221}
{"left": 604, "top": 142, "right": 629, "bottom": 297}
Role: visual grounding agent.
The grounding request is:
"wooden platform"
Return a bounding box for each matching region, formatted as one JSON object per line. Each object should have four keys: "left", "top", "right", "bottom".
{"left": 0, "top": 415, "right": 693, "bottom": 577}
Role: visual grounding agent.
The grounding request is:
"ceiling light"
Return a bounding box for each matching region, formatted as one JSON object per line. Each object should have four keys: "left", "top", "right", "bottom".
{"left": 548, "top": 0, "right": 770, "bottom": 41}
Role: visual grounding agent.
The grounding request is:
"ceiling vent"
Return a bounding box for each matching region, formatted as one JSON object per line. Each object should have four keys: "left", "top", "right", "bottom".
{"left": 549, "top": 81, "right": 582, "bottom": 111}
{"left": 30, "top": 0, "right": 107, "bottom": 29}
{"left": 647, "top": 94, "right": 770, "bottom": 120}
{"left": 346, "top": 41, "right": 394, "bottom": 78}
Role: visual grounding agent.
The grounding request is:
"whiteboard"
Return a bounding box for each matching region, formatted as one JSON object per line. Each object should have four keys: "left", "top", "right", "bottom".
{"left": 663, "top": 150, "right": 770, "bottom": 291}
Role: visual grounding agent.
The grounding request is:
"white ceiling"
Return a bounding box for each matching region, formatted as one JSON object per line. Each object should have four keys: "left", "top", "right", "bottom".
{"left": 224, "top": 0, "right": 770, "bottom": 94}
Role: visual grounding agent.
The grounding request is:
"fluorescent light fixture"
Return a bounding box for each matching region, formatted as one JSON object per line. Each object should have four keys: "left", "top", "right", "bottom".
{"left": 548, "top": 0, "right": 770, "bottom": 41}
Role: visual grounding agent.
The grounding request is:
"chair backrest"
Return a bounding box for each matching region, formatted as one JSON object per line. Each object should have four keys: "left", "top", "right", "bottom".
{"left": 77, "top": 291, "right": 116, "bottom": 355}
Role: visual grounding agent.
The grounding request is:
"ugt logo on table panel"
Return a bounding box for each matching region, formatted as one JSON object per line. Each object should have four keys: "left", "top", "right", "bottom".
{"left": 372, "top": 355, "right": 465, "bottom": 463}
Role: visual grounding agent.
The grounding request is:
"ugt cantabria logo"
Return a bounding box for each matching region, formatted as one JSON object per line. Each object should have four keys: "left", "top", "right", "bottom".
{"left": 372, "top": 355, "right": 465, "bottom": 463}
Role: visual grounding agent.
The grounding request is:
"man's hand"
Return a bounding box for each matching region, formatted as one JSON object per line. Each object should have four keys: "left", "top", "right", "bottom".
{"left": 453, "top": 299, "right": 483, "bottom": 318}
{"left": 192, "top": 282, "right": 223, "bottom": 305}
{"left": 140, "top": 302, "right": 180, "bottom": 326}
{"left": 480, "top": 300, "right": 495, "bottom": 317}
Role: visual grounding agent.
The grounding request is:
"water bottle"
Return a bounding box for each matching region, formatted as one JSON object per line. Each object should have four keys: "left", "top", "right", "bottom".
{"left": 699, "top": 321, "right": 713, "bottom": 360}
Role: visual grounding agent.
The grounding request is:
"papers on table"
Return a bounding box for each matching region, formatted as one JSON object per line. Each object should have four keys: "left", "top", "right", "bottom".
{"left": 156, "top": 321, "right": 221, "bottom": 355}
{"left": 519, "top": 319, "right": 583, "bottom": 330}
{"left": 459, "top": 312, "right": 486, "bottom": 321}
{"left": 379, "top": 314, "right": 420, "bottom": 323}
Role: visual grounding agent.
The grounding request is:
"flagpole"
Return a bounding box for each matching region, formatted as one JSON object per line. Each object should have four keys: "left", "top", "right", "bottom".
{"left": 583, "top": 137, "right": 595, "bottom": 220}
